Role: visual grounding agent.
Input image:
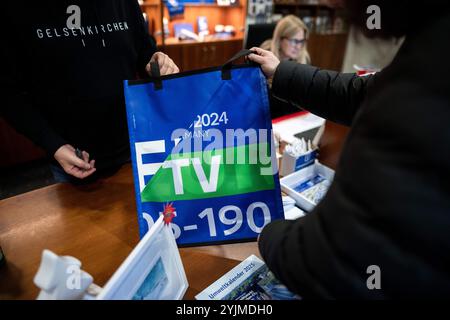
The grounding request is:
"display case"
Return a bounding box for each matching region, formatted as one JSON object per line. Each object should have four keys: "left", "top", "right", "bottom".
{"left": 140, "top": 0, "right": 247, "bottom": 71}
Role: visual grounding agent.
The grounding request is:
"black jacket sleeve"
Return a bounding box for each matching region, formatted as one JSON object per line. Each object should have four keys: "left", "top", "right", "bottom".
{"left": 1, "top": 29, "right": 67, "bottom": 156}
{"left": 258, "top": 218, "right": 336, "bottom": 298}
{"left": 259, "top": 14, "right": 450, "bottom": 299}
{"left": 271, "top": 61, "right": 377, "bottom": 126}
{"left": 1, "top": 94, "right": 67, "bottom": 157}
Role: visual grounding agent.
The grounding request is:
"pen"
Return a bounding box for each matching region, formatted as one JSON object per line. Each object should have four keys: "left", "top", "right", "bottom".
{"left": 75, "top": 148, "right": 84, "bottom": 160}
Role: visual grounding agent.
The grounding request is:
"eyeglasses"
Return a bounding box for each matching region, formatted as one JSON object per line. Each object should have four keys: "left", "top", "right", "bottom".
{"left": 282, "top": 37, "right": 306, "bottom": 46}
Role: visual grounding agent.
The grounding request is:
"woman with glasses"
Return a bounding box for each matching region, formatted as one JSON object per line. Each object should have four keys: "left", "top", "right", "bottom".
{"left": 260, "top": 15, "right": 311, "bottom": 118}
{"left": 261, "top": 15, "right": 310, "bottom": 65}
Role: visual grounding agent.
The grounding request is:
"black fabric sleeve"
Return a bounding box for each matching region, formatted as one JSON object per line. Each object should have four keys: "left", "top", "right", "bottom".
{"left": 258, "top": 217, "right": 334, "bottom": 299}
{"left": 271, "top": 61, "right": 377, "bottom": 126}
{"left": 131, "top": 0, "right": 158, "bottom": 78}
{"left": 1, "top": 32, "right": 67, "bottom": 157}
{"left": 1, "top": 96, "right": 67, "bottom": 157}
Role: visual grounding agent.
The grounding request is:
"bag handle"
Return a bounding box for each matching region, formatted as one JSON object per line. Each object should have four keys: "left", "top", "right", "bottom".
{"left": 149, "top": 61, "right": 163, "bottom": 90}
{"left": 221, "top": 49, "right": 256, "bottom": 80}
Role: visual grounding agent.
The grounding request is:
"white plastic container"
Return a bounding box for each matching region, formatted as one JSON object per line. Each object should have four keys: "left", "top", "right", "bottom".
{"left": 280, "top": 161, "right": 335, "bottom": 212}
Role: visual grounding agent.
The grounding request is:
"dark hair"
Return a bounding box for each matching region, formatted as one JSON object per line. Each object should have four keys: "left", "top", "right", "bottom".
{"left": 345, "top": 0, "right": 450, "bottom": 38}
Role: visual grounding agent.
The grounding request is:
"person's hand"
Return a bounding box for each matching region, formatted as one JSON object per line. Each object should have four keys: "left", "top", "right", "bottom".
{"left": 54, "top": 144, "right": 96, "bottom": 179}
{"left": 146, "top": 52, "right": 180, "bottom": 76}
{"left": 248, "top": 47, "right": 280, "bottom": 80}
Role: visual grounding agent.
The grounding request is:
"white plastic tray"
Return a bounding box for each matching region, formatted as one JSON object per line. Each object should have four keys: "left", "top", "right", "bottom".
{"left": 280, "top": 161, "right": 335, "bottom": 212}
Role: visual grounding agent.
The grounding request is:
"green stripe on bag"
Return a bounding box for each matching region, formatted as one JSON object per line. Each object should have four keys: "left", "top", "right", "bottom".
{"left": 141, "top": 143, "right": 274, "bottom": 202}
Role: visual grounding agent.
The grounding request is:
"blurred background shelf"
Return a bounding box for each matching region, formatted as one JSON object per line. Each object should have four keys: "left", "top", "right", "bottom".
{"left": 141, "top": 0, "right": 348, "bottom": 72}
{"left": 140, "top": 0, "right": 247, "bottom": 70}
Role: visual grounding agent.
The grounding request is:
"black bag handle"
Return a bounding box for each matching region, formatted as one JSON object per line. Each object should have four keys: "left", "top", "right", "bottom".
{"left": 149, "top": 61, "right": 162, "bottom": 90}
{"left": 221, "top": 49, "right": 256, "bottom": 80}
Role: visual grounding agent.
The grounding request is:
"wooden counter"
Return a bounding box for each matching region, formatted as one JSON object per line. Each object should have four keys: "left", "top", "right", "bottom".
{"left": 0, "top": 120, "right": 349, "bottom": 300}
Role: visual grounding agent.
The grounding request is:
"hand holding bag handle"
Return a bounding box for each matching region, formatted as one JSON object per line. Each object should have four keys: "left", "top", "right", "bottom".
{"left": 150, "top": 49, "right": 256, "bottom": 89}
{"left": 221, "top": 49, "right": 257, "bottom": 80}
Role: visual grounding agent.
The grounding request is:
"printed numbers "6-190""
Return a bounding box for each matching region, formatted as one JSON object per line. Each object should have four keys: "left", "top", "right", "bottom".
{"left": 199, "top": 202, "right": 271, "bottom": 237}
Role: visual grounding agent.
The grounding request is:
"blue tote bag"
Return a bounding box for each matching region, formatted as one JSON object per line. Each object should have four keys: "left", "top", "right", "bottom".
{"left": 124, "top": 50, "right": 284, "bottom": 246}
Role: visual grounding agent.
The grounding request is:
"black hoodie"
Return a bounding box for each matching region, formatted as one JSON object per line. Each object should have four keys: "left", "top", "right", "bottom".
{"left": 1, "top": 1, "right": 156, "bottom": 170}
